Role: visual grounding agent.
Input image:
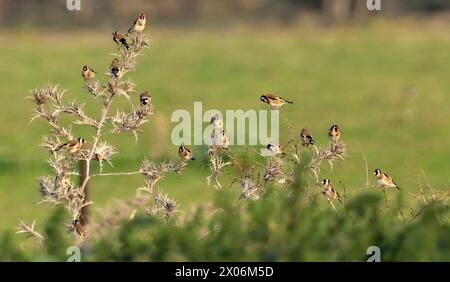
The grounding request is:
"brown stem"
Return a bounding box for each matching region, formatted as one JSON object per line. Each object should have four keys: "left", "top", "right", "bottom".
{"left": 79, "top": 160, "right": 89, "bottom": 224}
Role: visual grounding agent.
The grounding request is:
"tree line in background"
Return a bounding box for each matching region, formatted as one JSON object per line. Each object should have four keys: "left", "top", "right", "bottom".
{"left": 0, "top": 0, "right": 450, "bottom": 28}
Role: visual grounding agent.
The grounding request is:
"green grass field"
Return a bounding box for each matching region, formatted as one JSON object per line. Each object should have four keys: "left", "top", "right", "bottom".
{"left": 1, "top": 20, "right": 449, "bottom": 235}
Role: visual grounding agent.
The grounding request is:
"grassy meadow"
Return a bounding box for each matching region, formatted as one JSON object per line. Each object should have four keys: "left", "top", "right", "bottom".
{"left": 0, "top": 19, "right": 449, "bottom": 239}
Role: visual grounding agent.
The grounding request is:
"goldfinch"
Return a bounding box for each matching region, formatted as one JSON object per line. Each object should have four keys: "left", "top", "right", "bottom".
{"left": 55, "top": 137, "right": 85, "bottom": 154}
{"left": 328, "top": 124, "right": 340, "bottom": 143}
{"left": 210, "top": 114, "right": 223, "bottom": 129}
{"left": 127, "top": 13, "right": 146, "bottom": 36}
{"left": 112, "top": 31, "right": 129, "bottom": 50}
{"left": 139, "top": 91, "right": 151, "bottom": 105}
{"left": 300, "top": 128, "right": 314, "bottom": 147}
{"left": 321, "top": 179, "right": 343, "bottom": 203}
{"left": 81, "top": 65, "right": 95, "bottom": 80}
{"left": 72, "top": 219, "right": 85, "bottom": 238}
{"left": 374, "top": 169, "right": 400, "bottom": 190}
{"left": 110, "top": 58, "right": 120, "bottom": 77}
{"left": 267, "top": 143, "right": 286, "bottom": 156}
{"left": 178, "top": 145, "right": 195, "bottom": 161}
{"left": 219, "top": 130, "right": 230, "bottom": 149}
{"left": 260, "top": 94, "right": 293, "bottom": 110}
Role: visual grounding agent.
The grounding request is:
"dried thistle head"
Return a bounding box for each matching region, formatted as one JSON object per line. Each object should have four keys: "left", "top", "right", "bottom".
{"left": 307, "top": 142, "right": 347, "bottom": 182}
{"left": 16, "top": 220, "right": 44, "bottom": 241}
{"left": 31, "top": 84, "right": 61, "bottom": 106}
{"left": 41, "top": 136, "right": 61, "bottom": 152}
{"left": 206, "top": 146, "right": 233, "bottom": 189}
{"left": 93, "top": 141, "right": 117, "bottom": 171}
{"left": 146, "top": 189, "right": 179, "bottom": 221}
{"left": 239, "top": 177, "right": 261, "bottom": 201}
{"left": 84, "top": 79, "right": 103, "bottom": 98}
{"left": 117, "top": 33, "right": 150, "bottom": 72}
{"left": 263, "top": 157, "right": 284, "bottom": 183}
{"left": 111, "top": 106, "right": 152, "bottom": 140}
{"left": 106, "top": 79, "right": 136, "bottom": 100}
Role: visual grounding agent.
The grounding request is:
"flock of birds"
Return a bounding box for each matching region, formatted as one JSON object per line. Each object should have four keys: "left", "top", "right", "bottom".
{"left": 259, "top": 93, "right": 401, "bottom": 204}
{"left": 52, "top": 13, "right": 401, "bottom": 237}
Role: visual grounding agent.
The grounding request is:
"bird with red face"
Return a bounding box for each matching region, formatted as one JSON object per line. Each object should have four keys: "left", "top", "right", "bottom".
{"left": 81, "top": 65, "right": 95, "bottom": 80}
{"left": 127, "top": 13, "right": 147, "bottom": 36}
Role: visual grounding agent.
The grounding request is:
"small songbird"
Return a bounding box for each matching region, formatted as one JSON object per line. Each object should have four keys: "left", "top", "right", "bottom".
{"left": 72, "top": 219, "right": 85, "bottom": 238}
{"left": 267, "top": 143, "right": 286, "bottom": 156}
{"left": 110, "top": 58, "right": 120, "bottom": 77}
{"left": 139, "top": 91, "right": 151, "bottom": 105}
{"left": 260, "top": 94, "right": 293, "bottom": 110}
{"left": 112, "top": 31, "right": 130, "bottom": 50}
{"left": 210, "top": 114, "right": 223, "bottom": 129}
{"left": 321, "top": 179, "right": 343, "bottom": 203}
{"left": 178, "top": 145, "right": 195, "bottom": 161}
{"left": 127, "top": 13, "right": 146, "bottom": 35}
{"left": 300, "top": 128, "right": 314, "bottom": 147}
{"left": 328, "top": 124, "right": 341, "bottom": 143}
{"left": 55, "top": 137, "right": 85, "bottom": 154}
{"left": 81, "top": 65, "right": 96, "bottom": 80}
{"left": 373, "top": 169, "right": 401, "bottom": 190}
{"left": 219, "top": 130, "right": 230, "bottom": 149}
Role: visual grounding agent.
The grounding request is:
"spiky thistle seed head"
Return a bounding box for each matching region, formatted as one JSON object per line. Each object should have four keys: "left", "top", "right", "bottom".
{"left": 16, "top": 220, "right": 44, "bottom": 241}
{"left": 31, "top": 84, "right": 61, "bottom": 106}
{"left": 239, "top": 177, "right": 261, "bottom": 201}
{"left": 93, "top": 142, "right": 117, "bottom": 162}
{"left": 263, "top": 158, "right": 284, "bottom": 183}
{"left": 147, "top": 189, "right": 178, "bottom": 221}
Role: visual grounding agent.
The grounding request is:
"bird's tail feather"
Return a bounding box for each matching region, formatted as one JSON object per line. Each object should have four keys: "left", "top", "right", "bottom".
{"left": 54, "top": 144, "right": 65, "bottom": 151}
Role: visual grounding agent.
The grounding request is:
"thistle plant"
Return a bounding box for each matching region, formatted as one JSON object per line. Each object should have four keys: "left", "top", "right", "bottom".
{"left": 23, "top": 21, "right": 350, "bottom": 246}
{"left": 307, "top": 142, "right": 346, "bottom": 183}
{"left": 206, "top": 118, "right": 233, "bottom": 189}
{"left": 21, "top": 29, "right": 190, "bottom": 242}
{"left": 16, "top": 220, "right": 44, "bottom": 242}
{"left": 238, "top": 175, "right": 262, "bottom": 201}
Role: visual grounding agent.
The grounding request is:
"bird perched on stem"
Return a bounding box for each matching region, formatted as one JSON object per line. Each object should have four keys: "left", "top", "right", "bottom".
{"left": 321, "top": 179, "right": 343, "bottom": 203}
{"left": 219, "top": 129, "right": 230, "bottom": 150}
{"left": 300, "top": 128, "right": 314, "bottom": 147}
{"left": 210, "top": 114, "right": 223, "bottom": 129}
{"left": 139, "top": 91, "right": 151, "bottom": 106}
{"left": 178, "top": 145, "right": 195, "bottom": 161}
{"left": 55, "top": 137, "right": 85, "bottom": 154}
{"left": 373, "top": 168, "right": 400, "bottom": 207}
{"left": 328, "top": 124, "right": 341, "bottom": 143}
{"left": 373, "top": 169, "right": 400, "bottom": 190}
{"left": 72, "top": 219, "right": 85, "bottom": 238}
{"left": 112, "top": 31, "right": 129, "bottom": 50}
{"left": 81, "top": 65, "right": 95, "bottom": 80}
{"left": 110, "top": 58, "right": 120, "bottom": 77}
{"left": 260, "top": 94, "right": 293, "bottom": 110}
{"left": 267, "top": 143, "right": 286, "bottom": 156}
{"left": 126, "top": 13, "right": 146, "bottom": 36}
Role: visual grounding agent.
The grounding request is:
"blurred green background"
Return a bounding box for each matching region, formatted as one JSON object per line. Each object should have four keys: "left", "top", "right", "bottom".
{"left": 0, "top": 0, "right": 449, "bottom": 244}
